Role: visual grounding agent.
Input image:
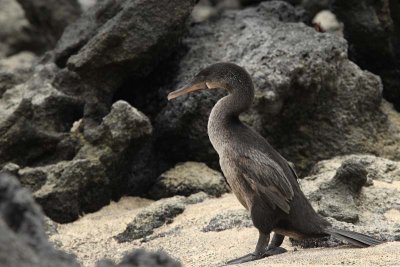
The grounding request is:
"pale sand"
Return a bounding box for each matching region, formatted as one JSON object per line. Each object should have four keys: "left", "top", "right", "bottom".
{"left": 51, "top": 194, "right": 400, "bottom": 267}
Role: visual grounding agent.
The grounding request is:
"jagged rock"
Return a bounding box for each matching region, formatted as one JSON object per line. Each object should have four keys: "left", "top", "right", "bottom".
{"left": 14, "top": 101, "right": 152, "bottom": 223}
{"left": 96, "top": 249, "right": 181, "bottom": 267}
{"left": 53, "top": 0, "right": 196, "bottom": 93}
{"left": 304, "top": 159, "right": 368, "bottom": 223}
{"left": 155, "top": 1, "right": 400, "bottom": 173}
{"left": 331, "top": 0, "right": 400, "bottom": 110}
{"left": 148, "top": 162, "right": 229, "bottom": 199}
{"left": 16, "top": 0, "right": 81, "bottom": 48}
{"left": 115, "top": 192, "right": 208, "bottom": 243}
{"left": 0, "top": 63, "right": 84, "bottom": 167}
{"left": 0, "top": 172, "right": 79, "bottom": 267}
{"left": 294, "top": 154, "right": 400, "bottom": 247}
{"left": 202, "top": 209, "right": 252, "bottom": 232}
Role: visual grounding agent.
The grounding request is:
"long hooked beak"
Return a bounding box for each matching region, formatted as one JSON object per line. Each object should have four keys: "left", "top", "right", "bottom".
{"left": 167, "top": 82, "right": 208, "bottom": 100}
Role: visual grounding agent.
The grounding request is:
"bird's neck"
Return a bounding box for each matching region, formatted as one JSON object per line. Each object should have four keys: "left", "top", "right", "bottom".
{"left": 208, "top": 90, "right": 253, "bottom": 154}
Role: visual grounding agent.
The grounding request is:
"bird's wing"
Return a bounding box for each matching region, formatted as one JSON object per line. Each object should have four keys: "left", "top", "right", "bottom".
{"left": 234, "top": 150, "right": 294, "bottom": 214}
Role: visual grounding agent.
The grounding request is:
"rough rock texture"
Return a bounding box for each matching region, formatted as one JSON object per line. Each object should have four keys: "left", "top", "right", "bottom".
{"left": 0, "top": 0, "right": 197, "bottom": 223}
{"left": 11, "top": 101, "right": 152, "bottom": 223}
{"left": 16, "top": 0, "right": 81, "bottom": 48}
{"left": 296, "top": 154, "right": 400, "bottom": 246}
{"left": 115, "top": 193, "right": 208, "bottom": 243}
{"left": 97, "top": 249, "right": 181, "bottom": 267}
{"left": 148, "top": 162, "right": 229, "bottom": 199}
{"left": 0, "top": 63, "right": 85, "bottom": 167}
{"left": 53, "top": 0, "right": 196, "bottom": 93}
{"left": 306, "top": 159, "right": 369, "bottom": 223}
{"left": 202, "top": 209, "right": 252, "bottom": 232}
{"left": 155, "top": 1, "right": 400, "bottom": 172}
{"left": 331, "top": 0, "right": 400, "bottom": 110}
{"left": 0, "top": 172, "right": 79, "bottom": 267}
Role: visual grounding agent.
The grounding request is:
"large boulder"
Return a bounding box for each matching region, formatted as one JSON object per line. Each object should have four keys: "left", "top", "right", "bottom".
{"left": 155, "top": 1, "right": 400, "bottom": 173}
{"left": 0, "top": 172, "right": 79, "bottom": 267}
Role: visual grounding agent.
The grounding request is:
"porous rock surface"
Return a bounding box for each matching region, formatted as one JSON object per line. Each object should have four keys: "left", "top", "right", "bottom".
{"left": 14, "top": 100, "right": 151, "bottom": 223}
{"left": 297, "top": 154, "right": 400, "bottom": 246}
{"left": 148, "top": 162, "right": 229, "bottom": 199}
{"left": 155, "top": 1, "right": 400, "bottom": 173}
{"left": 202, "top": 209, "right": 252, "bottom": 232}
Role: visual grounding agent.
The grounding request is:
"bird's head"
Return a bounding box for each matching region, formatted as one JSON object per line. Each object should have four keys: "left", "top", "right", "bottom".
{"left": 167, "top": 62, "right": 253, "bottom": 100}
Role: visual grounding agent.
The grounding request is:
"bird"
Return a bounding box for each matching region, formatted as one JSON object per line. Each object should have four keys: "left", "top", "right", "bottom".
{"left": 167, "top": 62, "right": 383, "bottom": 265}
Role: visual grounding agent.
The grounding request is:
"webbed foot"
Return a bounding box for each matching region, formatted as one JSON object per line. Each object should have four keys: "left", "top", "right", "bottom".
{"left": 225, "top": 252, "right": 265, "bottom": 265}
{"left": 224, "top": 247, "right": 287, "bottom": 265}
{"left": 265, "top": 246, "right": 287, "bottom": 256}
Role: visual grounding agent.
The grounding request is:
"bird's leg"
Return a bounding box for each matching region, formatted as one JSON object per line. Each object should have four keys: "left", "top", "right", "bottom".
{"left": 265, "top": 233, "right": 287, "bottom": 256}
{"left": 225, "top": 231, "right": 270, "bottom": 265}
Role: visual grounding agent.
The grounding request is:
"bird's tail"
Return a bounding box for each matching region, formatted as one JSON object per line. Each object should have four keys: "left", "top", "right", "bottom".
{"left": 324, "top": 228, "right": 383, "bottom": 248}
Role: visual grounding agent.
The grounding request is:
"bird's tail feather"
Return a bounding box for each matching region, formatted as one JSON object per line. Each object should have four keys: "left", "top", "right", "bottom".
{"left": 325, "top": 228, "right": 383, "bottom": 248}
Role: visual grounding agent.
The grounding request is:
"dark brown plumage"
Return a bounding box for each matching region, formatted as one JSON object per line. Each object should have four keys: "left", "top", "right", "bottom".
{"left": 168, "top": 62, "right": 382, "bottom": 265}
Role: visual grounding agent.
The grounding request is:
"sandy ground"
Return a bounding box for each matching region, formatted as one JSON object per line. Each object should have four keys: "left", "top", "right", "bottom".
{"left": 51, "top": 194, "right": 400, "bottom": 267}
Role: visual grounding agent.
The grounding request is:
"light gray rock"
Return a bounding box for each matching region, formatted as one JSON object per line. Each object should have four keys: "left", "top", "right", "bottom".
{"left": 294, "top": 154, "right": 400, "bottom": 247}
{"left": 148, "top": 162, "right": 229, "bottom": 199}
{"left": 202, "top": 209, "right": 252, "bottom": 232}
{"left": 0, "top": 63, "right": 84, "bottom": 168}
{"left": 0, "top": 51, "right": 37, "bottom": 74}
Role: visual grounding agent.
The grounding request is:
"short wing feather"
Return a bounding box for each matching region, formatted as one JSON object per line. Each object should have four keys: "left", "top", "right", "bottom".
{"left": 233, "top": 150, "right": 294, "bottom": 214}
